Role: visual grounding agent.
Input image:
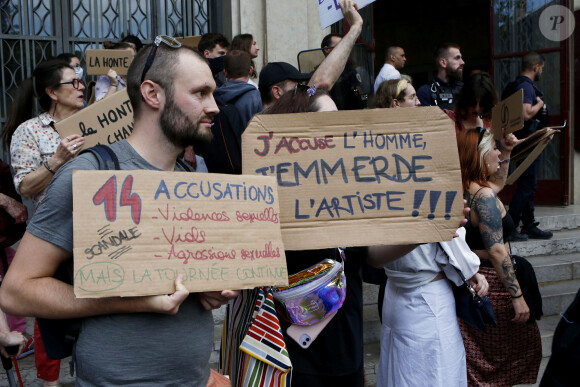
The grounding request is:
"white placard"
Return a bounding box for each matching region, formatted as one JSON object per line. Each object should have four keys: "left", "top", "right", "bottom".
{"left": 318, "top": 0, "right": 375, "bottom": 30}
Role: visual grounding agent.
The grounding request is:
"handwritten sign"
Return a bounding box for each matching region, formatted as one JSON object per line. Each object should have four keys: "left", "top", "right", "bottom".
{"left": 318, "top": 0, "right": 375, "bottom": 29}
{"left": 86, "top": 49, "right": 133, "bottom": 76}
{"left": 242, "top": 107, "right": 464, "bottom": 250}
{"left": 175, "top": 35, "right": 202, "bottom": 49}
{"left": 506, "top": 128, "right": 557, "bottom": 185}
{"left": 72, "top": 171, "right": 288, "bottom": 298}
{"left": 55, "top": 89, "right": 133, "bottom": 149}
{"left": 491, "top": 89, "right": 524, "bottom": 139}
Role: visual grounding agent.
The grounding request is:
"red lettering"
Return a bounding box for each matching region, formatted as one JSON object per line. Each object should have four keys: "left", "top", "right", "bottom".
{"left": 93, "top": 176, "right": 117, "bottom": 221}
{"left": 235, "top": 207, "right": 279, "bottom": 224}
{"left": 273, "top": 135, "right": 335, "bottom": 155}
{"left": 119, "top": 175, "right": 142, "bottom": 224}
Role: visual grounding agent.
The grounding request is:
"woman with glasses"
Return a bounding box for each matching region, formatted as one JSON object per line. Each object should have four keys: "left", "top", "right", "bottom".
{"left": 56, "top": 52, "right": 87, "bottom": 107}
{"left": 3, "top": 59, "right": 85, "bottom": 207}
{"left": 457, "top": 128, "right": 541, "bottom": 386}
{"left": 1, "top": 59, "right": 84, "bottom": 386}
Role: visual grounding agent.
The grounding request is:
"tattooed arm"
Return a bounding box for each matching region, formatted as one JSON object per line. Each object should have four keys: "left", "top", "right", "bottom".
{"left": 473, "top": 188, "right": 530, "bottom": 323}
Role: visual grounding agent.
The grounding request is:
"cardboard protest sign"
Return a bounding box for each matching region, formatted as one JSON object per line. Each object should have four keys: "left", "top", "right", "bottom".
{"left": 491, "top": 89, "right": 524, "bottom": 139}
{"left": 55, "top": 89, "right": 133, "bottom": 149}
{"left": 175, "top": 35, "right": 201, "bottom": 49}
{"left": 72, "top": 170, "right": 288, "bottom": 298}
{"left": 318, "top": 0, "right": 375, "bottom": 29}
{"left": 510, "top": 128, "right": 557, "bottom": 163}
{"left": 242, "top": 107, "right": 464, "bottom": 250}
{"left": 86, "top": 49, "right": 133, "bottom": 75}
{"left": 506, "top": 129, "right": 557, "bottom": 185}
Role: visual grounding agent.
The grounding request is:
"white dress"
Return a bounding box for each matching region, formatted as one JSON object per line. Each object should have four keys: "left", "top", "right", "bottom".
{"left": 376, "top": 242, "right": 470, "bottom": 387}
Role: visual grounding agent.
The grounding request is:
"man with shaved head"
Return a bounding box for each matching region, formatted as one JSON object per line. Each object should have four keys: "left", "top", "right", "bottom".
{"left": 374, "top": 46, "right": 406, "bottom": 93}
{"left": 0, "top": 39, "right": 238, "bottom": 385}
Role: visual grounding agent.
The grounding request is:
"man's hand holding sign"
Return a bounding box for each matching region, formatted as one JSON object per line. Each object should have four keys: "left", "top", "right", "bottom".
{"left": 73, "top": 171, "right": 287, "bottom": 298}
{"left": 492, "top": 89, "right": 559, "bottom": 185}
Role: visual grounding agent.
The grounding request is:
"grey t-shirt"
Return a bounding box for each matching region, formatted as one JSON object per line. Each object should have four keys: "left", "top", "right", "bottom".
{"left": 29, "top": 140, "right": 213, "bottom": 386}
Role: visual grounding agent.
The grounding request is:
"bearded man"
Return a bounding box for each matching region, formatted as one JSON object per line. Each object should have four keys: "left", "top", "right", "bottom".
{"left": 417, "top": 42, "right": 465, "bottom": 110}
{"left": 0, "top": 40, "right": 239, "bottom": 385}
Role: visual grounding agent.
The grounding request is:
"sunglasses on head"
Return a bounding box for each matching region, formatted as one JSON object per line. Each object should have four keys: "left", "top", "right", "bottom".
{"left": 293, "top": 82, "right": 309, "bottom": 96}
{"left": 293, "top": 83, "right": 317, "bottom": 97}
{"left": 476, "top": 126, "right": 486, "bottom": 146}
{"left": 58, "top": 79, "right": 85, "bottom": 90}
{"left": 140, "top": 35, "right": 182, "bottom": 84}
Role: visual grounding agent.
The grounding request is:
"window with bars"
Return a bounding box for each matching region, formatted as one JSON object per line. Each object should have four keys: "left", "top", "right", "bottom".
{"left": 0, "top": 0, "right": 212, "bottom": 155}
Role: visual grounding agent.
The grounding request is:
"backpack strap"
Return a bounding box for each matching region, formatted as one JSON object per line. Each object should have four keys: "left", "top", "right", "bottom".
{"left": 79, "top": 144, "right": 120, "bottom": 170}
{"left": 38, "top": 144, "right": 119, "bottom": 362}
{"left": 81, "top": 144, "right": 192, "bottom": 172}
{"left": 176, "top": 158, "right": 194, "bottom": 172}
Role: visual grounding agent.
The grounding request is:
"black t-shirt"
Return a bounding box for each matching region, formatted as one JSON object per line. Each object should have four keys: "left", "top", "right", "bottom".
{"left": 282, "top": 247, "right": 367, "bottom": 376}
{"left": 330, "top": 64, "right": 367, "bottom": 110}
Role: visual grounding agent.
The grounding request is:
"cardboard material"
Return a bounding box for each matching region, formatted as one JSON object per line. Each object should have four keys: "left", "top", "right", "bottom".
{"left": 506, "top": 129, "right": 557, "bottom": 185}
{"left": 55, "top": 89, "right": 134, "bottom": 149}
{"left": 175, "top": 35, "right": 202, "bottom": 49}
{"left": 510, "top": 128, "right": 556, "bottom": 163}
{"left": 491, "top": 89, "right": 524, "bottom": 139}
{"left": 318, "top": 0, "right": 375, "bottom": 29}
{"left": 86, "top": 49, "right": 133, "bottom": 76}
{"left": 242, "top": 107, "right": 464, "bottom": 250}
{"left": 72, "top": 170, "right": 288, "bottom": 298}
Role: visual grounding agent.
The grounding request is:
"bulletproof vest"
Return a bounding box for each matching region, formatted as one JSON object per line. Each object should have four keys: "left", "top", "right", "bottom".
{"left": 430, "top": 80, "right": 463, "bottom": 110}
{"left": 330, "top": 65, "right": 368, "bottom": 110}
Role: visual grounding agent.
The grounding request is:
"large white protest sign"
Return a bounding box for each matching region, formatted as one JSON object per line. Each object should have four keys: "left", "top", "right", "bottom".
{"left": 318, "top": 0, "right": 375, "bottom": 29}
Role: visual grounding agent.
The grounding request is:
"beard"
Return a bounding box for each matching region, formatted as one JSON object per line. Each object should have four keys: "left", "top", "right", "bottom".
{"left": 159, "top": 96, "right": 213, "bottom": 148}
{"left": 447, "top": 67, "right": 463, "bottom": 82}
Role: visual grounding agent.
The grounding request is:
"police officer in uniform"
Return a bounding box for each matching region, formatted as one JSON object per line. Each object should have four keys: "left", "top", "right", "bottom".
{"left": 321, "top": 33, "right": 368, "bottom": 110}
{"left": 417, "top": 42, "right": 465, "bottom": 110}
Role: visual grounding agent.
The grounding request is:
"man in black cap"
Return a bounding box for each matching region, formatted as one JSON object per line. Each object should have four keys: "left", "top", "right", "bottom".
{"left": 258, "top": 0, "right": 363, "bottom": 110}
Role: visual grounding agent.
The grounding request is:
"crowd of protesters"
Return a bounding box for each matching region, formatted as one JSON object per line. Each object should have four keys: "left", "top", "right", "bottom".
{"left": 0, "top": 0, "right": 573, "bottom": 386}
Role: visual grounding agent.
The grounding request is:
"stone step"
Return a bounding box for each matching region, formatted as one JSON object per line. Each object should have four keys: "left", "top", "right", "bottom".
{"left": 539, "top": 278, "right": 580, "bottom": 317}
{"left": 537, "top": 314, "right": 561, "bottom": 358}
{"left": 534, "top": 205, "right": 580, "bottom": 232}
{"left": 526, "top": 253, "right": 580, "bottom": 283}
{"left": 510, "top": 229, "right": 580, "bottom": 257}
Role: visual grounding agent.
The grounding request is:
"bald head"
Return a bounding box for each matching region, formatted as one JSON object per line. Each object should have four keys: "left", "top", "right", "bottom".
{"left": 385, "top": 46, "right": 406, "bottom": 70}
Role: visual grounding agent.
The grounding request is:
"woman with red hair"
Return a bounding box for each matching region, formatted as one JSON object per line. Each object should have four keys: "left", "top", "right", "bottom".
{"left": 457, "top": 128, "right": 542, "bottom": 386}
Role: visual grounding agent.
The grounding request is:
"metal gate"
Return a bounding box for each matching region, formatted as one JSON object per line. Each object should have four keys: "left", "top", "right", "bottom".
{"left": 0, "top": 0, "right": 212, "bottom": 153}
{"left": 492, "top": 0, "right": 570, "bottom": 205}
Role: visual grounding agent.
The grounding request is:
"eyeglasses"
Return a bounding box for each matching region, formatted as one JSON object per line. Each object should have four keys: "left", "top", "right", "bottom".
{"left": 140, "top": 35, "right": 182, "bottom": 84}
{"left": 58, "top": 79, "right": 85, "bottom": 90}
